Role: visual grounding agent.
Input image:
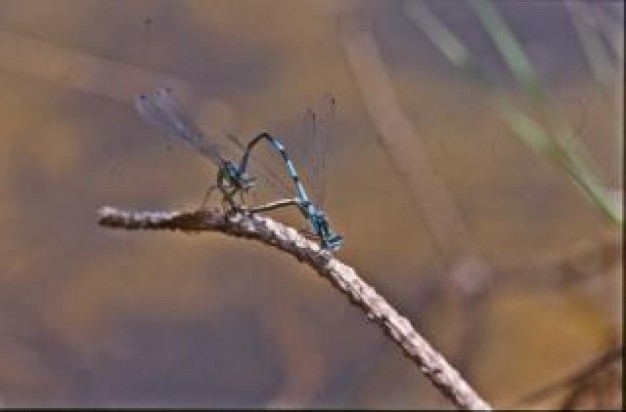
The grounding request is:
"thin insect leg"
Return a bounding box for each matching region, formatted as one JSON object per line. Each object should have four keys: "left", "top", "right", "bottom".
{"left": 224, "top": 189, "right": 239, "bottom": 211}
{"left": 245, "top": 198, "right": 301, "bottom": 214}
{"left": 221, "top": 196, "right": 233, "bottom": 214}
{"left": 238, "top": 190, "right": 246, "bottom": 206}
{"left": 221, "top": 190, "right": 239, "bottom": 214}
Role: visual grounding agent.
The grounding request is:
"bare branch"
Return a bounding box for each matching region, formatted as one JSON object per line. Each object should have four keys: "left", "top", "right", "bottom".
{"left": 97, "top": 206, "right": 492, "bottom": 410}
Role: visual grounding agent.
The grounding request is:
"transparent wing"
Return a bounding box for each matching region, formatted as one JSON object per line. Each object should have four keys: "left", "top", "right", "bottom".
{"left": 134, "top": 87, "right": 226, "bottom": 167}
{"left": 134, "top": 87, "right": 313, "bottom": 207}
{"left": 291, "top": 94, "right": 336, "bottom": 206}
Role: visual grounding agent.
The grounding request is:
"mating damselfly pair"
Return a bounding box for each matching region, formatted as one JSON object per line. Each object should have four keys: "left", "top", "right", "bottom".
{"left": 134, "top": 87, "right": 343, "bottom": 251}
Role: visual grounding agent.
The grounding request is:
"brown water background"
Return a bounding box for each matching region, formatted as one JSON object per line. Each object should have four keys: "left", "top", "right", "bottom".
{"left": 0, "top": 0, "right": 621, "bottom": 408}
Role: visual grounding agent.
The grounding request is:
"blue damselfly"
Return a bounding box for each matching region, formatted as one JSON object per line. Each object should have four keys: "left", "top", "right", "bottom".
{"left": 134, "top": 88, "right": 343, "bottom": 251}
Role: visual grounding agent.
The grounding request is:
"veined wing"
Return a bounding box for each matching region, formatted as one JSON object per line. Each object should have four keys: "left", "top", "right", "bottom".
{"left": 292, "top": 94, "right": 336, "bottom": 206}
{"left": 134, "top": 88, "right": 226, "bottom": 167}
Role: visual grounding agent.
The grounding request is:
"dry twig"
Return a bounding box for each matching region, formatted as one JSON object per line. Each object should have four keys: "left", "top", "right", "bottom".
{"left": 97, "top": 206, "right": 492, "bottom": 410}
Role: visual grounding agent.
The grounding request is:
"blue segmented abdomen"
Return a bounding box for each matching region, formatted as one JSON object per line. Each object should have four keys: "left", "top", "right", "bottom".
{"left": 265, "top": 135, "right": 311, "bottom": 204}
{"left": 285, "top": 160, "right": 310, "bottom": 203}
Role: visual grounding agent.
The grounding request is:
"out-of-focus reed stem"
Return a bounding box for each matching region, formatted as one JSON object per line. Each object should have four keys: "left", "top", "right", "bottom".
{"left": 406, "top": 0, "right": 622, "bottom": 227}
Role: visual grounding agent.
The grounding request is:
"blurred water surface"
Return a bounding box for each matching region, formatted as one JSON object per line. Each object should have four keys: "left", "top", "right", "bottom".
{"left": 0, "top": 0, "right": 621, "bottom": 408}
